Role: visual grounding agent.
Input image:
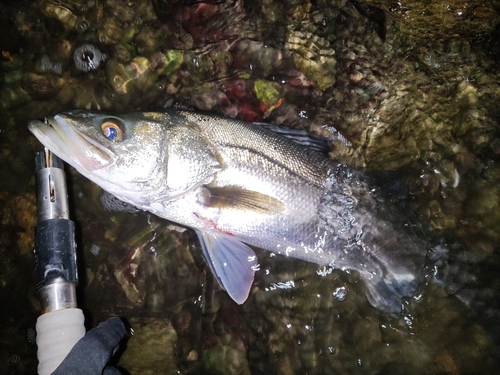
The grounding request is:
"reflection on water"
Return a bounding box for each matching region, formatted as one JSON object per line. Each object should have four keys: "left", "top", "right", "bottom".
{"left": 1, "top": 0, "right": 499, "bottom": 373}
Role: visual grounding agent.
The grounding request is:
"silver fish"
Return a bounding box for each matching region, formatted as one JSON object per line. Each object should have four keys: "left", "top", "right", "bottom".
{"left": 29, "top": 110, "right": 433, "bottom": 313}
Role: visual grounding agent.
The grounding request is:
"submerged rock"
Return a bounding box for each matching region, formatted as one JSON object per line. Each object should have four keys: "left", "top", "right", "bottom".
{"left": 362, "top": 0, "right": 500, "bottom": 41}
{"left": 117, "top": 317, "right": 179, "bottom": 374}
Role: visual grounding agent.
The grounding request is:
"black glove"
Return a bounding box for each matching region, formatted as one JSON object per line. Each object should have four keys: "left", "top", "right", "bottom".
{"left": 52, "top": 317, "right": 128, "bottom": 375}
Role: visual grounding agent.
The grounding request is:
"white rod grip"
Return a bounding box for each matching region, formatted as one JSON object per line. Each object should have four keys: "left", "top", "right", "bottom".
{"left": 36, "top": 308, "right": 86, "bottom": 375}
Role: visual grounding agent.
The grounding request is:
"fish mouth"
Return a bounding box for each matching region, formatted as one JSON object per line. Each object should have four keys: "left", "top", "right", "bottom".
{"left": 28, "top": 115, "right": 113, "bottom": 171}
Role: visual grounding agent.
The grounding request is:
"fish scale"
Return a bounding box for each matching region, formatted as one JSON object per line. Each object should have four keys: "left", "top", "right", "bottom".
{"left": 181, "top": 111, "right": 331, "bottom": 187}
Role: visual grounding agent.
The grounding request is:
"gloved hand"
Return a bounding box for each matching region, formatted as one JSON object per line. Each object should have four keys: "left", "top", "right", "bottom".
{"left": 52, "top": 317, "right": 129, "bottom": 375}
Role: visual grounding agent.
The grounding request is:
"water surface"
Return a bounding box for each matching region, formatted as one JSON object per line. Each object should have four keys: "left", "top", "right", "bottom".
{"left": 1, "top": 0, "right": 499, "bottom": 373}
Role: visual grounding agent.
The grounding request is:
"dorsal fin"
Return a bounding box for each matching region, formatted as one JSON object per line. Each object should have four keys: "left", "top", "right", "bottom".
{"left": 252, "top": 122, "right": 332, "bottom": 154}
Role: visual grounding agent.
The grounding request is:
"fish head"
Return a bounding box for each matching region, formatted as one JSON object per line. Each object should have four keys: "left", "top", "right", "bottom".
{"left": 29, "top": 110, "right": 219, "bottom": 210}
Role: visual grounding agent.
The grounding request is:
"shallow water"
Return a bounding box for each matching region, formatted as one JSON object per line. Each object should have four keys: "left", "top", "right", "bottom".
{"left": 1, "top": 0, "right": 500, "bottom": 374}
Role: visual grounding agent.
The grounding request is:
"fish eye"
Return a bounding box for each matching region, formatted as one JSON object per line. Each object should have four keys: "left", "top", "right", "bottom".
{"left": 101, "top": 119, "right": 124, "bottom": 141}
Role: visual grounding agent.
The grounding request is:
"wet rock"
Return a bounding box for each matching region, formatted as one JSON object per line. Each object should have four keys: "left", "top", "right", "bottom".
{"left": 286, "top": 30, "right": 336, "bottom": 91}
{"left": 362, "top": 0, "right": 500, "bottom": 41}
{"left": 1, "top": 193, "right": 36, "bottom": 256}
{"left": 203, "top": 337, "right": 251, "bottom": 375}
{"left": 118, "top": 317, "right": 179, "bottom": 374}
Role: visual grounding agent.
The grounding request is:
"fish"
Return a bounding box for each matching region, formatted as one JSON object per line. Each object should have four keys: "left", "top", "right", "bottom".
{"left": 28, "top": 109, "right": 436, "bottom": 314}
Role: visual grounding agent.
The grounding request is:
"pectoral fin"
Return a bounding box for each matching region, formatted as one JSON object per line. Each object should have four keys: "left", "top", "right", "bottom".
{"left": 195, "top": 230, "right": 258, "bottom": 304}
{"left": 202, "top": 186, "right": 284, "bottom": 214}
